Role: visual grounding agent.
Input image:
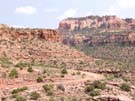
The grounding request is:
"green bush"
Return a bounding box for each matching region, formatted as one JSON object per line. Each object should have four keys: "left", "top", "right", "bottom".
{"left": 36, "top": 76, "right": 43, "bottom": 83}
{"left": 30, "top": 91, "right": 40, "bottom": 100}
{"left": 85, "top": 81, "right": 105, "bottom": 97}
{"left": 12, "top": 87, "right": 28, "bottom": 94}
{"left": 15, "top": 95, "right": 26, "bottom": 101}
{"left": 46, "top": 91, "right": 54, "bottom": 96}
{"left": 0, "top": 57, "right": 13, "bottom": 68}
{"left": 89, "top": 90, "right": 100, "bottom": 96}
{"left": 9, "top": 68, "right": 18, "bottom": 79}
{"left": 85, "top": 81, "right": 106, "bottom": 93}
{"left": 85, "top": 85, "right": 95, "bottom": 92}
{"left": 120, "top": 83, "right": 131, "bottom": 92}
{"left": 27, "top": 66, "right": 33, "bottom": 72}
{"left": 61, "top": 68, "right": 68, "bottom": 74}
{"left": 43, "top": 84, "right": 53, "bottom": 92}
{"left": 15, "top": 62, "right": 30, "bottom": 68}
{"left": 93, "top": 81, "right": 106, "bottom": 90}
{"left": 43, "top": 84, "right": 54, "bottom": 96}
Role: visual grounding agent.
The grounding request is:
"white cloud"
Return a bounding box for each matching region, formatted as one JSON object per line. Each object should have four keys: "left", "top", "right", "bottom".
{"left": 59, "top": 8, "right": 77, "bottom": 20}
{"left": 11, "top": 25, "right": 25, "bottom": 28}
{"left": 85, "top": 11, "right": 93, "bottom": 16}
{"left": 117, "top": 0, "right": 135, "bottom": 8}
{"left": 103, "top": 6, "right": 119, "bottom": 15}
{"left": 45, "top": 9, "right": 59, "bottom": 13}
{"left": 15, "top": 6, "right": 37, "bottom": 15}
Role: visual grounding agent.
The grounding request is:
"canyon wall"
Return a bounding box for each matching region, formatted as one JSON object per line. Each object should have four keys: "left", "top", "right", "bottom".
{"left": 63, "top": 32, "right": 135, "bottom": 46}
{"left": 0, "top": 25, "right": 62, "bottom": 42}
{"left": 59, "top": 15, "right": 135, "bottom": 31}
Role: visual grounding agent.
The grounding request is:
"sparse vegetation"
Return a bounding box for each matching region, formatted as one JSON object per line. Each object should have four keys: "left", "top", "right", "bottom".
{"left": 9, "top": 68, "right": 18, "bottom": 79}
{"left": 85, "top": 81, "right": 106, "bottom": 96}
{"left": 12, "top": 87, "right": 28, "bottom": 94}
{"left": 120, "top": 83, "right": 131, "bottom": 92}
{"left": 89, "top": 90, "right": 100, "bottom": 96}
{"left": 15, "top": 62, "right": 31, "bottom": 68}
{"left": 30, "top": 91, "right": 40, "bottom": 100}
{"left": 36, "top": 76, "right": 43, "bottom": 83}
{"left": 61, "top": 68, "right": 68, "bottom": 74}
{"left": 43, "top": 84, "right": 54, "bottom": 96}
{"left": 0, "top": 57, "right": 13, "bottom": 68}
{"left": 92, "top": 81, "right": 106, "bottom": 90}
{"left": 27, "top": 66, "right": 33, "bottom": 72}
{"left": 15, "top": 95, "right": 26, "bottom": 101}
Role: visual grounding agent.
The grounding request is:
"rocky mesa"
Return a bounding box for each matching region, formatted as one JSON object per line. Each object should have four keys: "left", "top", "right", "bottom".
{"left": 0, "top": 25, "right": 62, "bottom": 42}
{"left": 59, "top": 15, "right": 135, "bottom": 31}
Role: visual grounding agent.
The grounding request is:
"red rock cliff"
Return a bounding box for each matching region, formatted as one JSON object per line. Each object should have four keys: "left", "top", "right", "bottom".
{"left": 0, "top": 27, "right": 62, "bottom": 42}
{"left": 59, "top": 15, "right": 135, "bottom": 31}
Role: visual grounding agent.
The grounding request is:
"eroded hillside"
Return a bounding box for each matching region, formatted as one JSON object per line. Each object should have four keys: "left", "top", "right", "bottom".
{"left": 0, "top": 25, "right": 135, "bottom": 101}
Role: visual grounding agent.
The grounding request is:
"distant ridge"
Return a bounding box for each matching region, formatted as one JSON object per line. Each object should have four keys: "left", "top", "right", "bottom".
{"left": 59, "top": 15, "right": 135, "bottom": 31}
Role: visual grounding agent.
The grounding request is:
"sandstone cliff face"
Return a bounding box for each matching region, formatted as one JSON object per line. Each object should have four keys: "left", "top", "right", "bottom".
{"left": 59, "top": 16, "right": 135, "bottom": 31}
{"left": 0, "top": 27, "right": 62, "bottom": 42}
{"left": 63, "top": 32, "right": 135, "bottom": 46}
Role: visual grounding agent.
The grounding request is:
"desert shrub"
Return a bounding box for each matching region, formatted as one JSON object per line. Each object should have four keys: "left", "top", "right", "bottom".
{"left": 15, "top": 95, "right": 26, "bottom": 101}
{"left": 85, "top": 81, "right": 105, "bottom": 97}
{"left": 15, "top": 62, "right": 30, "bottom": 68}
{"left": 120, "top": 83, "right": 131, "bottom": 92}
{"left": 46, "top": 91, "right": 54, "bottom": 96}
{"left": 61, "top": 74, "right": 65, "bottom": 78}
{"left": 12, "top": 87, "right": 28, "bottom": 94}
{"left": 36, "top": 76, "right": 43, "bottom": 83}
{"left": 61, "top": 68, "right": 68, "bottom": 74}
{"left": 85, "top": 85, "right": 95, "bottom": 92}
{"left": 43, "top": 84, "right": 53, "bottom": 92}
{"left": 89, "top": 90, "right": 100, "bottom": 96}
{"left": 12, "top": 94, "right": 18, "bottom": 98}
{"left": 79, "top": 61, "right": 84, "bottom": 65}
{"left": 93, "top": 81, "right": 106, "bottom": 90}
{"left": 9, "top": 68, "right": 18, "bottom": 79}
{"left": 49, "top": 97, "right": 55, "bottom": 101}
{"left": 43, "top": 69, "right": 47, "bottom": 74}
{"left": 30, "top": 91, "right": 40, "bottom": 100}
{"left": 85, "top": 81, "right": 106, "bottom": 93}
{"left": 27, "top": 66, "right": 33, "bottom": 72}
{"left": 0, "top": 57, "right": 13, "bottom": 68}
{"left": 43, "top": 84, "right": 54, "bottom": 96}
{"left": 76, "top": 71, "right": 81, "bottom": 75}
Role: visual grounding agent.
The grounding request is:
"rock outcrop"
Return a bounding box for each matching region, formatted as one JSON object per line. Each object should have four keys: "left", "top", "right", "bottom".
{"left": 59, "top": 15, "right": 135, "bottom": 31}
{"left": 63, "top": 32, "right": 135, "bottom": 46}
{"left": 0, "top": 27, "right": 62, "bottom": 42}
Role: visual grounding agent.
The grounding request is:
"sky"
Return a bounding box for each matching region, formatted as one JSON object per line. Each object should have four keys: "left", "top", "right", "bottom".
{"left": 0, "top": 0, "right": 135, "bottom": 29}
